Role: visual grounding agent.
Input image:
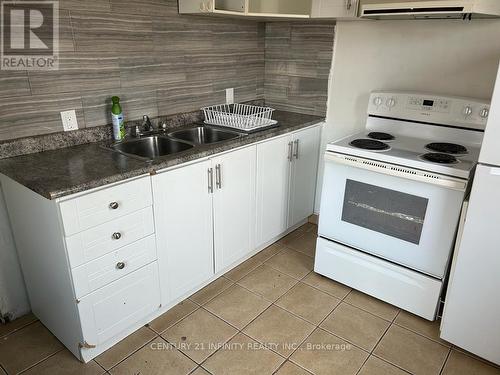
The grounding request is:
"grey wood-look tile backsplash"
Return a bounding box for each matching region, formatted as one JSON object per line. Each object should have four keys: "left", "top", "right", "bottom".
{"left": 0, "top": 0, "right": 334, "bottom": 141}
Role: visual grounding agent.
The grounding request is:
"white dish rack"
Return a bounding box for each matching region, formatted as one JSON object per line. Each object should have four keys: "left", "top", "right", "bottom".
{"left": 202, "top": 104, "right": 277, "bottom": 133}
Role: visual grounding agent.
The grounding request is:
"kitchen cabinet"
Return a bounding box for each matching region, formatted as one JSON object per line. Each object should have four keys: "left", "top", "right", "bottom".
{"left": 179, "top": 0, "right": 311, "bottom": 19}
{"left": 255, "top": 135, "right": 291, "bottom": 247}
{"left": 0, "top": 174, "right": 160, "bottom": 363}
{"left": 311, "top": 0, "right": 359, "bottom": 19}
{"left": 153, "top": 145, "right": 256, "bottom": 303}
{"left": 289, "top": 125, "right": 322, "bottom": 227}
{"left": 152, "top": 160, "right": 215, "bottom": 305}
{"left": 212, "top": 146, "right": 256, "bottom": 272}
{"left": 0, "top": 122, "right": 321, "bottom": 363}
{"left": 256, "top": 124, "right": 322, "bottom": 247}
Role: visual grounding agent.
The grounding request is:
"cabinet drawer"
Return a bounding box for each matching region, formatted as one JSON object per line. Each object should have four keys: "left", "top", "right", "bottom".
{"left": 65, "top": 207, "right": 154, "bottom": 268}
{"left": 72, "top": 235, "right": 157, "bottom": 299}
{"left": 59, "top": 177, "right": 152, "bottom": 236}
{"left": 78, "top": 262, "right": 161, "bottom": 347}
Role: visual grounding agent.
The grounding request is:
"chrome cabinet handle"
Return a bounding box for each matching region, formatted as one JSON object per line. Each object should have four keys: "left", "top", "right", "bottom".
{"left": 208, "top": 168, "right": 214, "bottom": 194}
{"left": 116, "top": 262, "right": 125, "bottom": 270}
{"left": 346, "top": 0, "right": 352, "bottom": 10}
{"left": 288, "top": 141, "right": 293, "bottom": 161}
{"left": 109, "top": 202, "right": 119, "bottom": 210}
{"left": 293, "top": 139, "right": 299, "bottom": 160}
{"left": 215, "top": 164, "right": 222, "bottom": 189}
{"left": 112, "top": 232, "right": 122, "bottom": 240}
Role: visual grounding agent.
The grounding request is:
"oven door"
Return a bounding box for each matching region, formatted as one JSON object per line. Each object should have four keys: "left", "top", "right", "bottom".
{"left": 319, "top": 152, "right": 468, "bottom": 279}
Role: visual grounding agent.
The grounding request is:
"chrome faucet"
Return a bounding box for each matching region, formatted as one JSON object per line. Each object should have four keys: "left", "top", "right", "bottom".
{"left": 142, "top": 115, "right": 154, "bottom": 132}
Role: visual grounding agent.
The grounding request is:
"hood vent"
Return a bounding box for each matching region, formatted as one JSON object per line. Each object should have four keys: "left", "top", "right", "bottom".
{"left": 360, "top": 1, "right": 500, "bottom": 20}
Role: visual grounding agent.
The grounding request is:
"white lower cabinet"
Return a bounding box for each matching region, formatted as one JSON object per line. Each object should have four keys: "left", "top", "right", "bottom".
{"left": 78, "top": 262, "right": 161, "bottom": 347}
{"left": 288, "top": 125, "right": 321, "bottom": 228}
{"left": 1, "top": 123, "right": 321, "bottom": 363}
{"left": 255, "top": 135, "right": 291, "bottom": 247}
{"left": 213, "top": 146, "right": 256, "bottom": 272}
{"left": 153, "top": 145, "right": 257, "bottom": 304}
{"left": 256, "top": 125, "right": 321, "bottom": 246}
{"left": 152, "top": 160, "right": 215, "bottom": 305}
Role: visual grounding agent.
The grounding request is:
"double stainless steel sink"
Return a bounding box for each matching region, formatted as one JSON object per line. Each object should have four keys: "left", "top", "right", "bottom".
{"left": 108, "top": 126, "right": 245, "bottom": 160}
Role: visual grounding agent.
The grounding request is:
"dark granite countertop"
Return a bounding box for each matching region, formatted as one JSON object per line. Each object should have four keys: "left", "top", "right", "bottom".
{"left": 0, "top": 111, "right": 323, "bottom": 200}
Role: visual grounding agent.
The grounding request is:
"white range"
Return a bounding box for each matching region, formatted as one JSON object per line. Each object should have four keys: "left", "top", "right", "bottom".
{"left": 315, "top": 90, "right": 490, "bottom": 320}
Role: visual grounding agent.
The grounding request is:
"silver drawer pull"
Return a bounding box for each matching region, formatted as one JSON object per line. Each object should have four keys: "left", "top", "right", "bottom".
{"left": 112, "top": 232, "right": 122, "bottom": 240}
{"left": 109, "top": 202, "right": 119, "bottom": 210}
{"left": 116, "top": 262, "right": 125, "bottom": 270}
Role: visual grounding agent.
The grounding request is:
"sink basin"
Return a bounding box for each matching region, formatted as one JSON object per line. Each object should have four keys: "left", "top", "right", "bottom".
{"left": 168, "top": 126, "right": 243, "bottom": 145}
{"left": 110, "top": 136, "right": 193, "bottom": 159}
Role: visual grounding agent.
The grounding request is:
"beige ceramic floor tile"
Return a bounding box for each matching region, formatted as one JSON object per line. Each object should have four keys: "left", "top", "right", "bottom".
{"left": 442, "top": 350, "right": 500, "bottom": 375}
{"left": 394, "top": 310, "right": 450, "bottom": 346}
{"left": 276, "top": 282, "right": 340, "bottom": 325}
{"left": 224, "top": 256, "right": 262, "bottom": 282}
{"left": 149, "top": 300, "right": 198, "bottom": 334}
{"left": 0, "top": 313, "right": 38, "bottom": 338}
{"left": 320, "top": 302, "right": 390, "bottom": 352}
{"left": 285, "top": 232, "right": 317, "bottom": 258}
{"left": 344, "top": 290, "right": 399, "bottom": 321}
{"left": 162, "top": 308, "right": 238, "bottom": 364}
{"left": 275, "top": 361, "right": 312, "bottom": 375}
{"left": 204, "top": 285, "right": 271, "bottom": 329}
{"left": 265, "top": 248, "right": 314, "bottom": 279}
{"left": 203, "top": 333, "right": 285, "bottom": 375}
{"left": 373, "top": 324, "right": 449, "bottom": 375}
{"left": 190, "top": 277, "right": 233, "bottom": 305}
{"left": 243, "top": 305, "right": 315, "bottom": 357}
{"left": 302, "top": 272, "right": 352, "bottom": 299}
{"left": 291, "top": 328, "right": 368, "bottom": 375}
{"left": 252, "top": 243, "right": 284, "bottom": 263}
{"left": 238, "top": 264, "right": 298, "bottom": 301}
{"left": 279, "top": 230, "right": 305, "bottom": 246}
{"left": 0, "top": 321, "right": 63, "bottom": 374}
{"left": 22, "top": 349, "right": 104, "bottom": 375}
{"left": 109, "top": 337, "right": 196, "bottom": 375}
{"left": 358, "top": 356, "right": 409, "bottom": 375}
{"left": 191, "top": 367, "right": 211, "bottom": 375}
{"left": 95, "top": 326, "right": 157, "bottom": 370}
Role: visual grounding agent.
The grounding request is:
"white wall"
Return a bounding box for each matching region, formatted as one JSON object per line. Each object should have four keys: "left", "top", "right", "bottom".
{"left": 0, "top": 185, "right": 30, "bottom": 320}
{"left": 315, "top": 19, "right": 500, "bottom": 212}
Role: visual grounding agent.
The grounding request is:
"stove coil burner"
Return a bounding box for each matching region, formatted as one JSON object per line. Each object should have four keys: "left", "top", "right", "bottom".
{"left": 421, "top": 153, "right": 458, "bottom": 164}
{"left": 367, "top": 132, "right": 395, "bottom": 141}
{"left": 425, "top": 142, "right": 468, "bottom": 155}
{"left": 349, "top": 139, "right": 390, "bottom": 151}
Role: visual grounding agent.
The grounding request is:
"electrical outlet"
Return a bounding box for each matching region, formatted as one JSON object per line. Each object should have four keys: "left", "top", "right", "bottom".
{"left": 60, "top": 110, "right": 78, "bottom": 131}
{"left": 226, "top": 88, "right": 234, "bottom": 105}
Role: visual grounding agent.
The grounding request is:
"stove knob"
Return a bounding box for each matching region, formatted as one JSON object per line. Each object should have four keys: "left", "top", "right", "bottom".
{"left": 463, "top": 106, "right": 473, "bottom": 117}
{"left": 479, "top": 108, "right": 489, "bottom": 118}
{"left": 386, "top": 98, "right": 396, "bottom": 108}
{"left": 373, "top": 97, "right": 383, "bottom": 106}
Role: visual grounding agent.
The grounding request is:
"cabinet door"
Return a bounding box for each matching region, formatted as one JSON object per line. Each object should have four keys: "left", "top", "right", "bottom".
{"left": 311, "top": 0, "right": 358, "bottom": 18}
{"left": 212, "top": 146, "right": 256, "bottom": 272}
{"left": 152, "top": 161, "right": 214, "bottom": 305}
{"left": 255, "top": 135, "right": 291, "bottom": 247}
{"left": 289, "top": 126, "right": 321, "bottom": 228}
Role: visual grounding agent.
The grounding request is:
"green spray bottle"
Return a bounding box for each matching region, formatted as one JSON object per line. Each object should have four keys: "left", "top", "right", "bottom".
{"left": 111, "top": 96, "right": 125, "bottom": 141}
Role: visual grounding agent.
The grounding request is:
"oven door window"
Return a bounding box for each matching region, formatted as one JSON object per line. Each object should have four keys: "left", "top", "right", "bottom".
{"left": 341, "top": 180, "right": 429, "bottom": 245}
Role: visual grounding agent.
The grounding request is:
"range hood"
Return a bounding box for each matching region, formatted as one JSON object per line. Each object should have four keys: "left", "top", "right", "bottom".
{"left": 360, "top": 0, "right": 500, "bottom": 19}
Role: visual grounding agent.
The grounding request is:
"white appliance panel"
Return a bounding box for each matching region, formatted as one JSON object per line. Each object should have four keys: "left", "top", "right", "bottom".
{"left": 319, "top": 154, "right": 465, "bottom": 278}
{"left": 440, "top": 165, "right": 500, "bottom": 365}
{"left": 479, "top": 64, "right": 500, "bottom": 166}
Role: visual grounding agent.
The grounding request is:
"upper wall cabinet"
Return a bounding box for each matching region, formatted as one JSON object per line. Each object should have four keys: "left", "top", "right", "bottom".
{"left": 310, "top": 0, "right": 359, "bottom": 19}
{"left": 179, "top": 0, "right": 312, "bottom": 19}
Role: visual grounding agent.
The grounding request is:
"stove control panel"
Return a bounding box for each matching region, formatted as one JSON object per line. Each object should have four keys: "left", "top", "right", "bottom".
{"left": 368, "top": 91, "right": 490, "bottom": 131}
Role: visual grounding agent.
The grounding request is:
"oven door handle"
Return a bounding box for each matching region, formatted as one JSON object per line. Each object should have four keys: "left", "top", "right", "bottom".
{"left": 325, "top": 152, "right": 467, "bottom": 191}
